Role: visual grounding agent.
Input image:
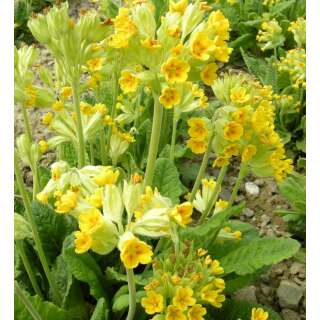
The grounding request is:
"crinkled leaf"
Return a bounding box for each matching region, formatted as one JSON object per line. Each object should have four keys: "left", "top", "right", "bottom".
{"left": 14, "top": 213, "right": 32, "bottom": 240}
{"left": 31, "top": 201, "right": 74, "bottom": 265}
{"left": 220, "top": 237, "right": 300, "bottom": 275}
{"left": 62, "top": 235, "right": 106, "bottom": 300}
{"left": 112, "top": 291, "right": 145, "bottom": 313}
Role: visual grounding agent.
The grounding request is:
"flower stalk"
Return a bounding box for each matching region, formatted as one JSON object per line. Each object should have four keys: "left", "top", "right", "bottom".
{"left": 14, "top": 150, "right": 62, "bottom": 305}
{"left": 229, "top": 162, "right": 247, "bottom": 206}
{"left": 99, "top": 127, "right": 107, "bottom": 165}
{"left": 126, "top": 268, "right": 136, "bottom": 320}
{"left": 16, "top": 240, "right": 44, "bottom": 299}
{"left": 189, "top": 131, "right": 214, "bottom": 201}
{"left": 21, "top": 103, "right": 33, "bottom": 143}
{"left": 71, "top": 79, "right": 86, "bottom": 168}
{"left": 198, "top": 165, "right": 228, "bottom": 225}
{"left": 169, "top": 115, "right": 179, "bottom": 162}
{"left": 143, "top": 93, "right": 163, "bottom": 188}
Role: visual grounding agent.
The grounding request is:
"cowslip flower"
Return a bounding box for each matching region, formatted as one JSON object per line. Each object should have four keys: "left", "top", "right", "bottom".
{"left": 190, "top": 32, "right": 214, "bottom": 61}
{"left": 170, "top": 202, "right": 193, "bottom": 226}
{"left": 161, "top": 57, "right": 190, "bottom": 84}
{"left": 223, "top": 121, "right": 244, "bottom": 141}
{"left": 251, "top": 307, "right": 269, "bottom": 320}
{"left": 119, "top": 71, "right": 140, "bottom": 93}
{"left": 173, "top": 287, "right": 196, "bottom": 310}
{"left": 188, "top": 304, "right": 207, "bottom": 320}
{"left": 200, "top": 63, "right": 218, "bottom": 85}
{"left": 187, "top": 118, "right": 208, "bottom": 139}
{"left": 141, "top": 290, "right": 164, "bottom": 315}
{"left": 187, "top": 137, "right": 208, "bottom": 154}
{"left": 230, "top": 87, "right": 250, "bottom": 105}
{"left": 159, "top": 87, "right": 181, "bottom": 109}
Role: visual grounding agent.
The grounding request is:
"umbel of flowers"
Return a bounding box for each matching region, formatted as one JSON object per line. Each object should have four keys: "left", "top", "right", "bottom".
{"left": 37, "top": 161, "right": 194, "bottom": 266}
{"left": 141, "top": 242, "right": 225, "bottom": 320}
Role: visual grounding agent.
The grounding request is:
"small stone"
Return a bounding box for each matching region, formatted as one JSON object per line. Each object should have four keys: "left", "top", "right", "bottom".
{"left": 245, "top": 182, "right": 260, "bottom": 196}
{"left": 234, "top": 286, "right": 257, "bottom": 303}
{"left": 277, "top": 280, "right": 303, "bottom": 309}
{"left": 260, "top": 214, "right": 271, "bottom": 227}
{"left": 290, "top": 262, "right": 304, "bottom": 276}
{"left": 260, "top": 285, "right": 272, "bottom": 296}
{"left": 282, "top": 309, "right": 301, "bottom": 320}
{"left": 254, "top": 178, "right": 265, "bottom": 186}
{"left": 243, "top": 208, "right": 254, "bottom": 218}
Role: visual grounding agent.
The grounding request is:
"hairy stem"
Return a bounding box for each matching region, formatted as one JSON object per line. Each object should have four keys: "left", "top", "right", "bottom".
{"left": 15, "top": 282, "right": 43, "bottom": 320}
{"left": 126, "top": 268, "right": 136, "bottom": 320}
{"left": 14, "top": 151, "right": 62, "bottom": 305}
{"left": 99, "top": 127, "right": 107, "bottom": 165}
{"left": 169, "top": 115, "right": 178, "bottom": 162}
{"left": 21, "top": 104, "right": 33, "bottom": 142}
{"left": 16, "top": 241, "right": 44, "bottom": 299}
{"left": 71, "top": 80, "right": 86, "bottom": 168}
{"left": 189, "top": 131, "right": 214, "bottom": 201}
{"left": 198, "top": 165, "right": 228, "bottom": 225}
{"left": 143, "top": 93, "right": 163, "bottom": 188}
{"left": 229, "top": 162, "right": 247, "bottom": 206}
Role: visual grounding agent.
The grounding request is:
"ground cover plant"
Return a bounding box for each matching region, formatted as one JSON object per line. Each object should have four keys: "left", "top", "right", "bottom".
{"left": 14, "top": 0, "right": 306, "bottom": 319}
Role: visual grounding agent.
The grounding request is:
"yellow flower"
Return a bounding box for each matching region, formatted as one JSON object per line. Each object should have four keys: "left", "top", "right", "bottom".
{"left": 212, "top": 37, "right": 232, "bottom": 62}
{"left": 36, "top": 192, "right": 48, "bottom": 204}
{"left": 172, "top": 287, "right": 196, "bottom": 311}
{"left": 169, "top": 0, "right": 188, "bottom": 14}
{"left": 144, "top": 280, "right": 161, "bottom": 291}
{"left": 242, "top": 144, "right": 257, "bottom": 162}
{"left": 212, "top": 278, "right": 225, "bottom": 290}
{"left": 42, "top": 112, "right": 53, "bottom": 126}
{"left": 213, "top": 156, "right": 229, "bottom": 168}
{"left": 171, "top": 43, "right": 184, "bottom": 56}
{"left": 188, "top": 304, "right": 207, "bottom": 320}
{"left": 223, "top": 144, "right": 240, "bottom": 157}
{"left": 60, "top": 86, "right": 72, "bottom": 99}
{"left": 113, "top": 8, "right": 136, "bottom": 37}
{"left": 170, "top": 202, "right": 193, "bottom": 226}
{"left": 141, "top": 290, "right": 164, "bottom": 315}
{"left": 171, "top": 274, "right": 182, "bottom": 285}
{"left": 210, "top": 259, "right": 224, "bottom": 275}
{"left": 161, "top": 57, "right": 190, "bottom": 84}
{"left": 201, "top": 63, "right": 218, "bottom": 85}
{"left": 190, "top": 32, "right": 214, "bottom": 61}
{"left": 159, "top": 87, "right": 181, "bottom": 109}
{"left": 80, "top": 102, "right": 94, "bottom": 115}
{"left": 187, "top": 137, "right": 207, "bottom": 154}
{"left": 215, "top": 199, "right": 229, "bottom": 211}
{"left": 120, "top": 237, "right": 153, "bottom": 268}
{"left": 119, "top": 71, "right": 139, "bottom": 93}
{"left": 201, "top": 284, "right": 225, "bottom": 308}
{"left": 87, "top": 188, "right": 104, "bottom": 208}
{"left": 141, "top": 38, "right": 162, "bottom": 49}
{"left": 167, "top": 25, "right": 182, "bottom": 38}
{"left": 224, "top": 121, "right": 244, "bottom": 141}
{"left": 107, "top": 32, "right": 130, "bottom": 48}
{"left": 79, "top": 208, "right": 104, "bottom": 234}
{"left": 232, "top": 106, "right": 251, "bottom": 124}
{"left": 166, "top": 305, "right": 186, "bottom": 320}
{"left": 74, "top": 231, "right": 92, "bottom": 254}
{"left": 197, "top": 248, "right": 208, "bottom": 257}
{"left": 93, "top": 168, "right": 119, "bottom": 186}
{"left": 94, "top": 103, "right": 108, "bottom": 115}
{"left": 38, "top": 140, "right": 49, "bottom": 153}
{"left": 251, "top": 307, "right": 269, "bottom": 320}
{"left": 230, "top": 87, "right": 250, "bottom": 104}
{"left": 87, "top": 57, "right": 105, "bottom": 72}
{"left": 54, "top": 190, "right": 78, "bottom": 214}
{"left": 208, "top": 10, "right": 230, "bottom": 40}
{"left": 51, "top": 167, "right": 61, "bottom": 181}
{"left": 24, "top": 85, "right": 37, "bottom": 108}
{"left": 52, "top": 100, "right": 64, "bottom": 112}
{"left": 188, "top": 118, "right": 208, "bottom": 139}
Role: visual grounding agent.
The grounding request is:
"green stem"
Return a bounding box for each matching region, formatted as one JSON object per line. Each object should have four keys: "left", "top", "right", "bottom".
{"left": 99, "top": 127, "right": 107, "bottom": 165}
{"left": 169, "top": 115, "right": 178, "bottom": 162}
{"left": 31, "top": 166, "right": 40, "bottom": 200}
{"left": 22, "top": 104, "right": 33, "bottom": 142}
{"left": 16, "top": 241, "right": 44, "bottom": 299}
{"left": 126, "top": 268, "right": 136, "bottom": 320}
{"left": 143, "top": 93, "right": 163, "bottom": 188}
{"left": 71, "top": 80, "right": 86, "bottom": 168}
{"left": 106, "top": 70, "right": 119, "bottom": 160}
{"left": 229, "top": 162, "right": 247, "bottom": 206}
{"left": 198, "top": 165, "right": 228, "bottom": 225}
{"left": 14, "top": 151, "right": 62, "bottom": 305}
{"left": 90, "top": 142, "right": 95, "bottom": 165}
{"left": 15, "top": 282, "right": 43, "bottom": 320}
{"left": 189, "top": 131, "right": 214, "bottom": 201}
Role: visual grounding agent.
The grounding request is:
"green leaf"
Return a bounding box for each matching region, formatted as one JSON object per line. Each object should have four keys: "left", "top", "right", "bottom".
{"left": 270, "top": 0, "right": 295, "bottom": 16}
{"left": 62, "top": 235, "right": 106, "bottom": 300}
{"left": 153, "top": 157, "right": 184, "bottom": 203}
{"left": 208, "top": 299, "right": 282, "bottom": 320}
{"left": 181, "top": 203, "right": 245, "bottom": 245}
{"left": 31, "top": 201, "right": 74, "bottom": 264}
{"left": 14, "top": 213, "right": 32, "bottom": 240}
{"left": 112, "top": 291, "right": 145, "bottom": 313}
{"left": 225, "top": 270, "right": 264, "bottom": 294}
{"left": 59, "top": 142, "right": 78, "bottom": 167}
{"left": 90, "top": 298, "right": 109, "bottom": 320}
{"left": 220, "top": 237, "right": 300, "bottom": 275}
{"left": 38, "top": 166, "right": 51, "bottom": 190}
{"left": 14, "top": 290, "right": 77, "bottom": 320}
{"left": 106, "top": 267, "right": 152, "bottom": 286}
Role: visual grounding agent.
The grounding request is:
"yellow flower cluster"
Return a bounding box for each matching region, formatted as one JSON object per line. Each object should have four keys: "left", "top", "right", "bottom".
{"left": 256, "top": 19, "right": 284, "bottom": 51}
{"left": 288, "top": 17, "right": 306, "bottom": 48}
{"left": 141, "top": 244, "right": 225, "bottom": 319}
{"left": 212, "top": 74, "right": 293, "bottom": 182}
{"left": 277, "top": 48, "right": 306, "bottom": 89}
{"left": 187, "top": 118, "right": 209, "bottom": 154}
